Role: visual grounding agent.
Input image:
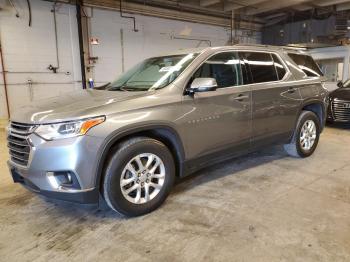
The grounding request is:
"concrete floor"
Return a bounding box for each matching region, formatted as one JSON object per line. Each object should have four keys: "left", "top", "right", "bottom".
{"left": 1, "top": 124, "right": 350, "bottom": 262}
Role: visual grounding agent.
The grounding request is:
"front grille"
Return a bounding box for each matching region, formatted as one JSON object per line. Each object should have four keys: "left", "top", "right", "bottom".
{"left": 332, "top": 100, "right": 350, "bottom": 122}
{"left": 7, "top": 122, "right": 37, "bottom": 167}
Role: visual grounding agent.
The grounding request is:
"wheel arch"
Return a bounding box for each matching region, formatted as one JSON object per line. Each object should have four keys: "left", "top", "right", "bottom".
{"left": 94, "top": 125, "right": 186, "bottom": 191}
{"left": 301, "top": 100, "right": 325, "bottom": 130}
{"left": 289, "top": 100, "right": 326, "bottom": 143}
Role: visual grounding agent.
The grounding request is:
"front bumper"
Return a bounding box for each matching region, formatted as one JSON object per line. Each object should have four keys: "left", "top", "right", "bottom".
{"left": 7, "top": 132, "right": 104, "bottom": 204}
{"left": 328, "top": 99, "right": 350, "bottom": 123}
{"left": 10, "top": 167, "right": 99, "bottom": 203}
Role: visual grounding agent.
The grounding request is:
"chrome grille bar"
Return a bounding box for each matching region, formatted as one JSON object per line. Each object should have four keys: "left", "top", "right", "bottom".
{"left": 7, "top": 122, "right": 37, "bottom": 167}
{"left": 332, "top": 100, "right": 350, "bottom": 122}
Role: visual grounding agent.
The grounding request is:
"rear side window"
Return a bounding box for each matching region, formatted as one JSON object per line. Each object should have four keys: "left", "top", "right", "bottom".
{"left": 193, "top": 52, "right": 243, "bottom": 88}
{"left": 272, "top": 54, "right": 287, "bottom": 80}
{"left": 241, "top": 52, "right": 278, "bottom": 83}
{"left": 288, "top": 53, "right": 323, "bottom": 77}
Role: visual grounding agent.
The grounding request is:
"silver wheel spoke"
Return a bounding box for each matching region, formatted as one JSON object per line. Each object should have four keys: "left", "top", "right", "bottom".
{"left": 310, "top": 122, "right": 315, "bottom": 132}
{"left": 135, "top": 155, "right": 144, "bottom": 171}
{"left": 121, "top": 177, "right": 135, "bottom": 187}
{"left": 152, "top": 173, "right": 165, "bottom": 179}
{"left": 144, "top": 184, "right": 150, "bottom": 202}
{"left": 150, "top": 159, "right": 160, "bottom": 174}
{"left": 135, "top": 187, "right": 141, "bottom": 203}
{"left": 126, "top": 163, "right": 137, "bottom": 176}
{"left": 125, "top": 184, "right": 139, "bottom": 195}
{"left": 145, "top": 155, "right": 155, "bottom": 169}
{"left": 150, "top": 182, "right": 162, "bottom": 190}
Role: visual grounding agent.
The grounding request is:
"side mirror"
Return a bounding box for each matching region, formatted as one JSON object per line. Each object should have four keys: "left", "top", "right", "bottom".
{"left": 187, "top": 78, "right": 218, "bottom": 94}
{"left": 337, "top": 81, "right": 344, "bottom": 88}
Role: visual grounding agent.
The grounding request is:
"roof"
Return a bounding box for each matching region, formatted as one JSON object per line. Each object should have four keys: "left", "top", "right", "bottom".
{"left": 154, "top": 44, "right": 307, "bottom": 57}
{"left": 156, "top": 47, "right": 209, "bottom": 57}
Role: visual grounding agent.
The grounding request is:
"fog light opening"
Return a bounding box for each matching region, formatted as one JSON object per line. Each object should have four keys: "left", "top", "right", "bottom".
{"left": 47, "top": 171, "right": 81, "bottom": 190}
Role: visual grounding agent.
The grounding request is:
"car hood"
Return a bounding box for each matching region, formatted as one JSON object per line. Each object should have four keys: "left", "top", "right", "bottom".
{"left": 11, "top": 89, "right": 150, "bottom": 124}
{"left": 330, "top": 88, "right": 350, "bottom": 101}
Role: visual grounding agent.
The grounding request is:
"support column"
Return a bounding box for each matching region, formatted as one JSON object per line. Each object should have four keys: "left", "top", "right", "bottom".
{"left": 76, "top": 1, "right": 87, "bottom": 89}
{"left": 230, "top": 10, "right": 234, "bottom": 45}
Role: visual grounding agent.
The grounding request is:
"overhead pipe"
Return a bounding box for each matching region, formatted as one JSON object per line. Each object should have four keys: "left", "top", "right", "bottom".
{"left": 120, "top": 0, "right": 138, "bottom": 32}
{"left": 120, "top": 29, "right": 125, "bottom": 72}
{"left": 8, "top": 0, "right": 20, "bottom": 18}
{"left": 0, "top": 38, "right": 10, "bottom": 119}
{"left": 230, "top": 10, "right": 234, "bottom": 45}
{"left": 43, "top": 0, "right": 262, "bottom": 31}
{"left": 0, "top": 71, "right": 68, "bottom": 74}
{"left": 27, "top": 0, "right": 32, "bottom": 27}
{"left": 171, "top": 36, "right": 211, "bottom": 47}
{"left": 49, "top": 1, "right": 60, "bottom": 73}
{"left": 81, "top": 7, "right": 92, "bottom": 64}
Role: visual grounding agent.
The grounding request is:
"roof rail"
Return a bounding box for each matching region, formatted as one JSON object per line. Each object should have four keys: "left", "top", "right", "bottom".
{"left": 282, "top": 46, "right": 307, "bottom": 51}
{"left": 233, "top": 43, "right": 271, "bottom": 48}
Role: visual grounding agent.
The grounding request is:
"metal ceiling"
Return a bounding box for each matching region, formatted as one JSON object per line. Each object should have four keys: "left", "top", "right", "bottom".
{"left": 161, "top": 0, "right": 350, "bottom": 16}
{"left": 45, "top": 0, "right": 350, "bottom": 30}
{"left": 79, "top": 0, "right": 350, "bottom": 28}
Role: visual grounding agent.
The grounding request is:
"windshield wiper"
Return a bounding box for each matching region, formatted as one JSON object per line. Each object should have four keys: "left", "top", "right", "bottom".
{"left": 120, "top": 86, "right": 149, "bottom": 92}
{"left": 107, "top": 85, "right": 128, "bottom": 91}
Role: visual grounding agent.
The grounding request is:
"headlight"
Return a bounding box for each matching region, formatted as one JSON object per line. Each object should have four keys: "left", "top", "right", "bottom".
{"left": 35, "top": 116, "right": 105, "bottom": 140}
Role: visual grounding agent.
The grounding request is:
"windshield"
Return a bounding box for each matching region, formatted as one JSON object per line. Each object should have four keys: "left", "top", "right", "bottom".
{"left": 103, "top": 53, "right": 198, "bottom": 91}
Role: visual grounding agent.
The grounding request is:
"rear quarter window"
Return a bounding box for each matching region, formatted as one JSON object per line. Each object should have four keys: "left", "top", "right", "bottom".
{"left": 288, "top": 53, "right": 323, "bottom": 77}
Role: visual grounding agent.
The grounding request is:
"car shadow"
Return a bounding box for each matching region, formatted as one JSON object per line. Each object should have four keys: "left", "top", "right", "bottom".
{"left": 172, "top": 145, "right": 288, "bottom": 195}
{"left": 326, "top": 122, "right": 350, "bottom": 130}
{"left": 37, "top": 145, "right": 288, "bottom": 220}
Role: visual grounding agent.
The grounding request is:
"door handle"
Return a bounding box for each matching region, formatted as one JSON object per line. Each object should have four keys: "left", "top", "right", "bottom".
{"left": 233, "top": 94, "right": 249, "bottom": 101}
{"left": 288, "top": 87, "right": 298, "bottom": 93}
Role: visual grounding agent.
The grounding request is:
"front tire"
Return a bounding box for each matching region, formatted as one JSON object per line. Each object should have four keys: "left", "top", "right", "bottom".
{"left": 284, "top": 111, "right": 320, "bottom": 158}
{"left": 103, "top": 137, "right": 175, "bottom": 216}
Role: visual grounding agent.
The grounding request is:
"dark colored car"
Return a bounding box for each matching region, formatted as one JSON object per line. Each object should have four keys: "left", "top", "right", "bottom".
{"left": 328, "top": 79, "right": 350, "bottom": 123}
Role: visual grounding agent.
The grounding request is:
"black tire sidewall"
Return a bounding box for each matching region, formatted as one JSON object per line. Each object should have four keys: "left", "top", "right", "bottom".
{"left": 295, "top": 112, "right": 320, "bottom": 157}
{"left": 103, "top": 138, "right": 175, "bottom": 216}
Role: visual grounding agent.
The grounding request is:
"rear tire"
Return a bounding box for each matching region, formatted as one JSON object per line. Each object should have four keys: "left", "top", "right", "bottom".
{"left": 284, "top": 111, "right": 320, "bottom": 158}
{"left": 102, "top": 137, "right": 175, "bottom": 217}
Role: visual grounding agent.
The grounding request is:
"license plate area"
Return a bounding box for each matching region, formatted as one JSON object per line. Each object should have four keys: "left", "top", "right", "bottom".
{"left": 343, "top": 103, "right": 350, "bottom": 109}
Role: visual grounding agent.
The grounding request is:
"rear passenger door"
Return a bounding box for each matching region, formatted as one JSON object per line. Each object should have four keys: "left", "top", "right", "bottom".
{"left": 240, "top": 51, "right": 302, "bottom": 147}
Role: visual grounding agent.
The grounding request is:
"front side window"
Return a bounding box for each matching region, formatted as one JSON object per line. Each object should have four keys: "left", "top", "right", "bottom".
{"left": 104, "top": 53, "right": 198, "bottom": 91}
{"left": 288, "top": 53, "right": 323, "bottom": 77}
{"left": 240, "top": 52, "right": 278, "bottom": 83}
{"left": 193, "top": 52, "right": 243, "bottom": 88}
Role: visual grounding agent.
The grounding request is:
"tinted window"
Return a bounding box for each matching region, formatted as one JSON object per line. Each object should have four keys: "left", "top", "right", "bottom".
{"left": 241, "top": 52, "right": 278, "bottom": 83}
{"left": 193, "top": 52, "right": 243, "bottom": 88}
{"left": 288, "top": 53, "right": 323, "bottom": 77}
{"left": 272, "top": 54, "right": 287, "bottom": 80}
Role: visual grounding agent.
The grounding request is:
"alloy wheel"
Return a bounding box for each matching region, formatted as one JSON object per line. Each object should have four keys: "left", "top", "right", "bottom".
{"left": 299, "top": 120, "right": 317, "bottom": 151}
{"left": 120, "top": 153, "right": 165, "bottom": 204}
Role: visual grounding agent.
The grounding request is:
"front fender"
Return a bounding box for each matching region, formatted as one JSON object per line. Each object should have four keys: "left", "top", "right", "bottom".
{"left": 89, "top": 122, "right": 186, "bottom": 191}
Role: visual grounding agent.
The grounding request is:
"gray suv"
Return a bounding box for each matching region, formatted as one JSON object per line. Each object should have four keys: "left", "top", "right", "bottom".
{"left": 7, "top": 45, "right": 328, "bottom": 216}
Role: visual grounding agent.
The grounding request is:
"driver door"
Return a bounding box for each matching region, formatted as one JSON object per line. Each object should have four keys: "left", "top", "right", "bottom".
{"left": 180, "top": 51, "right": 252, "bottom": 168}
